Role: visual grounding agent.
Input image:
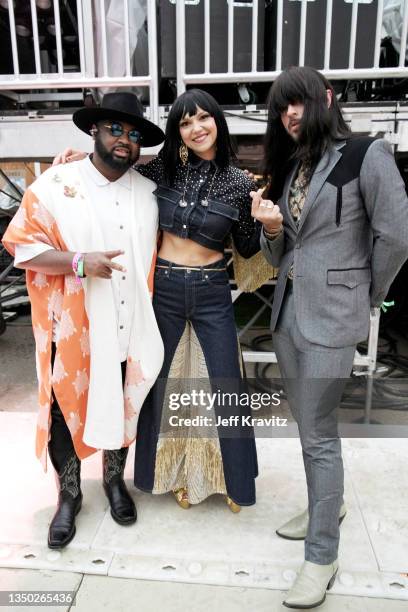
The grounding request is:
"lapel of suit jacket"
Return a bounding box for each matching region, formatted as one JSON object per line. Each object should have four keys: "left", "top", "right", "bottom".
{"left": 282, "top": 160, "right": 300, "bottom": 233}
{"left": 296, "top": 141, "right": 346, "bottom": 234}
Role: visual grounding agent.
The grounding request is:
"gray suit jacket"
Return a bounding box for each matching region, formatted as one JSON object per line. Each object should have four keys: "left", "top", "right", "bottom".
{"left": 261, "top": 138, "right": 408, "bottom": 348}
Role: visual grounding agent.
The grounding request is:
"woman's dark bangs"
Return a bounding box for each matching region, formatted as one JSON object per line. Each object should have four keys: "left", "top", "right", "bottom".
{"left": 177, "top": 90, "right": 215, "bottom": 121}
{"left": 168, "top": 98, "right": 192, "bottom": 125}
{"left": 180, "top": 98, "right": 200, "bottom": 120}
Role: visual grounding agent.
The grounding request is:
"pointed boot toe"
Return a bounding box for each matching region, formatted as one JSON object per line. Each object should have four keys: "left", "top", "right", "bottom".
{"left": 47, "top": 454, "right": 82, "bottom": 550}
{"left": 103, "top": 448, "right": 137, "bottom": 525}
{"left": 283, "top": 560, "right": 338, "bottom": 609}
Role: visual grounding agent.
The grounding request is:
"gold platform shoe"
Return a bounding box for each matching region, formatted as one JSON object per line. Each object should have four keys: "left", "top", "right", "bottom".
{"left": 173, "top": 488, "right": 190, "bottom": 510}
{"left": 226, "top": 496, "right": 241, "bottom": 513}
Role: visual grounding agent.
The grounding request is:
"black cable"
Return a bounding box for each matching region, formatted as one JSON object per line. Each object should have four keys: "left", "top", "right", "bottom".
{"left": 2, "top": 323, "right": 32, "bottom": 327}
{"left": 223, "top": 110, "right": 269, "bottom": 123}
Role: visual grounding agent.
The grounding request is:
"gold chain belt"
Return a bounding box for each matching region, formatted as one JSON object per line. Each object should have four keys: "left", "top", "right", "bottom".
{"left": 156, "top": 265, "right": 227, "bottom": 272}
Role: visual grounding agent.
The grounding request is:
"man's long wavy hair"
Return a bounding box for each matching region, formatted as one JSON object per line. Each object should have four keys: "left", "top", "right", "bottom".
{"left": 263, "top": 66, "right": 351, "bottom": 202}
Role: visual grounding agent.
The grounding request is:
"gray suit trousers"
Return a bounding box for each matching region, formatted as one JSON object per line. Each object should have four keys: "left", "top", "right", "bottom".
{"left": 273, "top": 285, "right": 356, "bottom": 564}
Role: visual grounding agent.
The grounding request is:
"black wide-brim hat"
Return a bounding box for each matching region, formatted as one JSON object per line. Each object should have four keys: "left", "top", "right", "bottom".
{"left": 73, "top": 92, "right": 165, "bottom": 147}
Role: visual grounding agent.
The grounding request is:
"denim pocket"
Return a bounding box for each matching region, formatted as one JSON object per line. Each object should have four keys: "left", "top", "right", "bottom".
{"left": 198, "top": 198, "right": 239, "bottom": 243}
{"left": 154, "top": 185, "right": 183, "bottom": 230}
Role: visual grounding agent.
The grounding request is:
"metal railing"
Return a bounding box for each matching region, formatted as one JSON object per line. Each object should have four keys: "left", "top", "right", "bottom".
{"left": 175, "top": 0, "right": 408, "bottom": 94}
{"left": 1, "top": 1, "right": 408, "bottom": 122}
{"left": 0, "top": 1, "right": 160, "bottom": 123}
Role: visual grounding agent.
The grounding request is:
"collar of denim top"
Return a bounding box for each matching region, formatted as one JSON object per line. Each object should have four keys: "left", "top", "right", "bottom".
{"left": 188, "top": 150, "right": 219, "bottom": 170}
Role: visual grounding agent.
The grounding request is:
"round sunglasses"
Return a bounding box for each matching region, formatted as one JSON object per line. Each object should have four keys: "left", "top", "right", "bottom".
{"left": 100, "top": 122, "right": 143, "bottom": 144}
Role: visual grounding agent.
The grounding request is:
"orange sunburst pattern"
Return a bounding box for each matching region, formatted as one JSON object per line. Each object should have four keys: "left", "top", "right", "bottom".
{"left": 2, "top": 188, "right": 95, "bottom": 470}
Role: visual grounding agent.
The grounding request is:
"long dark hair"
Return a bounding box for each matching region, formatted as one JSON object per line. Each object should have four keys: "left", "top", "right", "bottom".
{"left": 161, "top": 88, "right": 235, "bottom": 184}
{"left": 263, "top": 66, "right": 351, "bottom": 201}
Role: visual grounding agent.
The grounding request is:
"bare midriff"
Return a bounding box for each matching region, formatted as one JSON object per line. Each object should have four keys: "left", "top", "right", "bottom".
{"left": 158, "top": 231, "right": 224, "bottom": 267}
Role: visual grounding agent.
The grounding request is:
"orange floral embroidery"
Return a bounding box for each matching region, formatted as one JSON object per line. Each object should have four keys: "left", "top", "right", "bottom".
{"left": 65, "top": 274, "right": 83, "bottom": 295}
{"left": 48, "top": 289, "right": 63, "bottom": 321}
{"left": 52, "top": 353, "right": 68, "bottom": 384}
{"left": 126, "top": 357, "right": 145, "bottom": 386}
{"left": 37, "top": 402, "right": 49, "bottom": 432}
{"left": 72, "top": 370, "right": 89, "bottom": 398}
{"left": 2, "top": 182, "right": 158, "bottom": 471}
{"left": 32, "top": 272, "right": 49, "bottom": 290}
{"left": 2, "top": 187, "right": 95, "bottom": 470}
{"left": 79, "top": 327, "right": 90, "bottom": 357}
{"left": 59, "top": 309, "right": 76, "bottom": 341}
{"left": 66, "top": 411, "right": 81, "bottom": 437}
{"left": 33, "top": 324, "right": 49, "bottom": 354}
{"left": 11, "top": 205, "right": 28, "bottom": 230}
{"left": 124, "top": 396, "right": 137, "bottom": 421}
{"left": 64, "top": 185, "right": 77, "bottom": 198}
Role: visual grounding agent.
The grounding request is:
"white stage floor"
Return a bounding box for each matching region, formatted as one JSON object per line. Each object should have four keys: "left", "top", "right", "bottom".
{"left": 0, "top": 412, "right": 407, "bottom": 611}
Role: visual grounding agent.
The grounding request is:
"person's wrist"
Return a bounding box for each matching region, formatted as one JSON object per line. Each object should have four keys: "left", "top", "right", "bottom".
{"left": 72, "top": 252, "right": 87, "bottom": 281}
{"left": 263, "top": 224, "right": 282, "bottom": 239}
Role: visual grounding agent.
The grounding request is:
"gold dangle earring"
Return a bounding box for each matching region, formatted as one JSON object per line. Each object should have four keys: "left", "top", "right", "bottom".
{"left": 179, "top": 143, "right": 188, "bottom": 166}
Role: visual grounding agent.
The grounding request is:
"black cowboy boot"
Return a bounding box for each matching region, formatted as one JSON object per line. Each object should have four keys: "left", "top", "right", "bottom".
{"left": 102, "top": 448, "right": 137, "bottom": 525}
{"left": 48, "top": 453, "right": 83, "bottom": 549}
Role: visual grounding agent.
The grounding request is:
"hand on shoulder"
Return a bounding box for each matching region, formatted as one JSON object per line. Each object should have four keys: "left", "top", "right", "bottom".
{"left": 52, "top": 148, "right": 88, "bottom": 166}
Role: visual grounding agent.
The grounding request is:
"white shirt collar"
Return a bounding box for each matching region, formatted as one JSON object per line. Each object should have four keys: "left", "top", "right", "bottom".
{"left": 82, "top": 155, "right": 132, "bottom": 191}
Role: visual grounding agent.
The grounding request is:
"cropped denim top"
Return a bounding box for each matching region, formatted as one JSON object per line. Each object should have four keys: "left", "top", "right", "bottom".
{"left": 136, "top": 154, "right": 261, "bottom": 257}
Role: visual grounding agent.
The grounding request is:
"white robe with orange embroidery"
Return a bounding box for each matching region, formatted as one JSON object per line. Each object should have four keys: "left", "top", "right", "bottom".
{"left": 2, "top": 162, "right": 164, "bottom": 470}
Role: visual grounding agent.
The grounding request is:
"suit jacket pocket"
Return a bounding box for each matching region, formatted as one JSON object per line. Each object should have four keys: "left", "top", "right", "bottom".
{"left": 327, "top": 267, "right": 371, "bottom": 288}
{"left": 198, "top": 198, "right": 239, "bottom": 243}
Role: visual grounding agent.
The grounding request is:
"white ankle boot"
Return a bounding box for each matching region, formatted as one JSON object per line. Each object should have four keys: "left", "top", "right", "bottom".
{"left": 276, "top": 503, "right": 347, "bottom": 540}
{"left": 283, "top": 559, "right": 338, "bottom": 609}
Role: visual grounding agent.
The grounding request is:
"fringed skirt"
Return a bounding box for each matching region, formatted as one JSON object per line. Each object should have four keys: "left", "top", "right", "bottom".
{"left": 134, "top": 257, "right": 258, "bottom": 506}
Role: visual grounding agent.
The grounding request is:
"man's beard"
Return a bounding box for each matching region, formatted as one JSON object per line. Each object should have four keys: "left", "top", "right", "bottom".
{"left": 287, "top": 119, "right": 301, "bottom": 141}
{"left": 95, "top": 136, "right": 139, "bottom": 170}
